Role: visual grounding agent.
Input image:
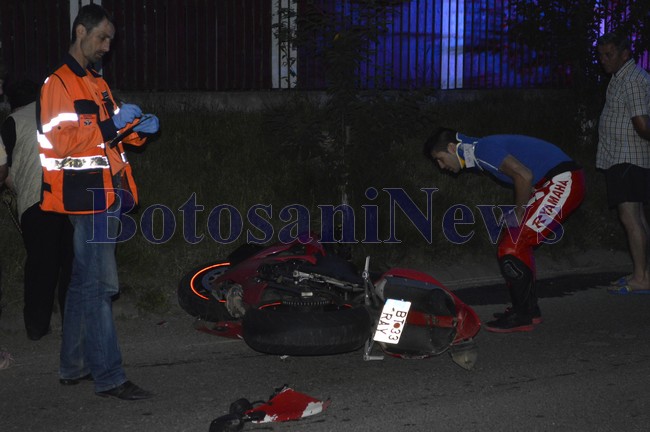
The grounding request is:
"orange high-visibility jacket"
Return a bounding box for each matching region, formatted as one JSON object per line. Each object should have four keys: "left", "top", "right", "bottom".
{"left": 37, "top": 53, "right": 147, "bottom": 214}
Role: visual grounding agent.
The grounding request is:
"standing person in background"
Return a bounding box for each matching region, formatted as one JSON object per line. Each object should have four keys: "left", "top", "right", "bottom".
{"left": 1, "top": 80, "right": 74, "bottom": 341}
{"left": 37, "top": 4, "right": 159, "bottom": 399}
{"left": 597, "top": 32, "right": 650, "bottom": 295}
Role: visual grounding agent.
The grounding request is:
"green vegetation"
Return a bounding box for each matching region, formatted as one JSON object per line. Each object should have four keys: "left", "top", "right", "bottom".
{"left": 0, "top": 91, "right": 627, "bottom": 315}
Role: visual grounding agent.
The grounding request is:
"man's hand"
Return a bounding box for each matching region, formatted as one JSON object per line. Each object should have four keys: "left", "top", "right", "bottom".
{"left": 134, "top": 115, "right": 160, "bottom": 134}
{"left": 499, "top": 154, "right": 534, "bottom": 212}
{"left": 632, "top": 115, "right": 650, "bottom": 141}
{"left": 112, "top": 104, "right": 142, "bottom": 130}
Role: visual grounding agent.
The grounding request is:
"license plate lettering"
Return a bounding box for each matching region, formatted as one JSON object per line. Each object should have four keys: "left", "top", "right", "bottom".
{"left": 373, "top": 299, "right": 411, "bottom": 344}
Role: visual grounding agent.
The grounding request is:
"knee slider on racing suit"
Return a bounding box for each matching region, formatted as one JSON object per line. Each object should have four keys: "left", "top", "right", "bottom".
{"left": 499, "top": 255, "right": 531, "bottom": 283}
{"left": 498, "top": 255, "right": 536, "bottom": 315}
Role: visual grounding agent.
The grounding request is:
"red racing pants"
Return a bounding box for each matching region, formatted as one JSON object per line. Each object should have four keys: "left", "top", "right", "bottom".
{"left": 497, "top": 168, "right": 585, "bottom": 316}
{"left": 498, "top": 168, "right": 586, "bottom": 275}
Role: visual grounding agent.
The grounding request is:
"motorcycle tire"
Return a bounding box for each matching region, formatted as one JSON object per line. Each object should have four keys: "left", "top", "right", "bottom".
{"left": 242, "top": 305, "right": 372, "bottom": 356}
{"left": 177, "top": 260, "right": 233, "bottom": 322}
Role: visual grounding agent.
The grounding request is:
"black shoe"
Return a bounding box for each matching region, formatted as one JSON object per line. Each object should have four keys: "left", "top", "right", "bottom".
{"left": 493, "top": 305, "right": 543, "bottom": 325}
{"left": 59, "top": 373, "right": 93, "bottom": 386}
{"left": 96, "top": 381, "right": 153, "bottom": 400}
{"left": 484, "top": 313, "right": 534, "bottom": 333}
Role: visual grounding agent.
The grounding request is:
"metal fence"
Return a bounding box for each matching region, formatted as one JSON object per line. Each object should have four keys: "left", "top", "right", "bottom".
{"left": 290, "top": 0, "right": 553, "bottom": 90}
{"left": 0, "top": 0, "right": 647, "bottom": 92}
{"left": 283, "top": 0, "right": 650, "bottom": 90}
{"left": 103, "top": 0, "right": 273, "bottom": 90}
{"left": 0, "top": 0, "right": 70, "bottom": 88}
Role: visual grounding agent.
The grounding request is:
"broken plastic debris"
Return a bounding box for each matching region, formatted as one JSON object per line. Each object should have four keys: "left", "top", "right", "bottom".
{"left": 193, "top": 319, "right": 242, "bottom": 339}
{"left": 247, "top": 385, "right": 330, "bottom": 423}
{"left": 0, "top": 350, "right": 14, "bottom": 370}
{"left": 209, "top": 385, "right": 330, "bottom": 432}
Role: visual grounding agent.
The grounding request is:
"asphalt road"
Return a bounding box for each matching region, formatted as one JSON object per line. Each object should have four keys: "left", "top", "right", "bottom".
{"left": 1, "top": 272, "right": 649, "bottom": 432}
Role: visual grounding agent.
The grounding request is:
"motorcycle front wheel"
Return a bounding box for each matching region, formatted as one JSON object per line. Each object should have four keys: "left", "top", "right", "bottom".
{"left": 177, "top": 260, "right": 233, "bottom": 322}
{"left": 242, "top": 304, "right": 372, "bottom": 356}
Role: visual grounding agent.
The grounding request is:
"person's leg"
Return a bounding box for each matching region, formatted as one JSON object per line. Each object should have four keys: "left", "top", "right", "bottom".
{"left": 59, "top": 214, "right": 91, "bottom": 381}
{"left": 486, "top": 220, "right": 537, "bottom": 333}
{"left": 21, "top": 204, "right": 62, "bottom": 340}
{"left": 60, "top": 211, "right": 125, "bottom": 387}
{"left": 486, "top": 188, "right": 541, "bottom": 328}
{"left": 617, "top": 201, "right": 650, "bottom": 290}
{"left": 488, "top": 169, "right": 585, "bottom": 332}
{"left": 639, "top": 205, "right": 650, "bottom": 277}
{"left": 604, "top": 164, "right": 650, "bottom": 288}
{"left": 56, "top": 215, "right": 74, "bottom": 323}
{"left": 62, "top": 212, "right": 126, "bottom": 391}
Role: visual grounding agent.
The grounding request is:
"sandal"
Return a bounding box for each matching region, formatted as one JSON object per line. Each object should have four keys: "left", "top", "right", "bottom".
{"left": 607, "top": 284, "right": 650, "bottom": 295}
{"left": 609, "top": 276, "right": 630, "bottom": 287}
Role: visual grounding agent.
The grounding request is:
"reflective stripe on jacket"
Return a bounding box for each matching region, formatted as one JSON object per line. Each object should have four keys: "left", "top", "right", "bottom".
{"left": 37, "top": 53, "right": 146, "bottom": 214}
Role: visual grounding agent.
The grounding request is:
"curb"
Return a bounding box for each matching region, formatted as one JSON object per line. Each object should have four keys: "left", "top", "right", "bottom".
{"left": 426, "top": 248, "right": 631, "bottom": 290}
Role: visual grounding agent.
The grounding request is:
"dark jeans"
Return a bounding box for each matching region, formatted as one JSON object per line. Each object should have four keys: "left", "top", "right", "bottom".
{"left": 60, "top": 201, "right": 127, "bottom": 391}
{"left": 21, "top": 203, "right": 74, "bottom": 338}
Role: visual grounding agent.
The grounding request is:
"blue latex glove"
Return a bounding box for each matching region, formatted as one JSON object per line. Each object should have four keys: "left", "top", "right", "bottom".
{"left": 134, "top": 114, "right": 160, "bottom": 134}
{"left": 112, "top": 104, "right": 142, "bottom": 129}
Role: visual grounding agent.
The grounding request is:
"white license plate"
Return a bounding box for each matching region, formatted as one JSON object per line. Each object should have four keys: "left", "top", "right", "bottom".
{"left": 373, "top": 298, "right": 411, "bottom": 344}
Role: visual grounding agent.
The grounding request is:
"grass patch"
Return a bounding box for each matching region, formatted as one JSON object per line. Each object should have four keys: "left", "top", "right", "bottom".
{"left": 0, "top": 91, "right": 628, "bottom": 315}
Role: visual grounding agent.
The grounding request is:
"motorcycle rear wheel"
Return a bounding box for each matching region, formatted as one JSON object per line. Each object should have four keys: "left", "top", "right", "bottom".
{"left": 242, "top": 305, "right": 372, "bottom": 356}
{"left": 177, "top": 260, "right": 233, "bottom": 322}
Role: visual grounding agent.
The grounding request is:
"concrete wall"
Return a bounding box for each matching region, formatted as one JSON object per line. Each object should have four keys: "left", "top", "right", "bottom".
{"left": 115, "top": 89, "right": 571, "bottom": 113}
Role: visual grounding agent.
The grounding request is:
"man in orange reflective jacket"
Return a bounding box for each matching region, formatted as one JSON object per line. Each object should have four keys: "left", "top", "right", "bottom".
{"left": 37, "top": 4, "right": 159, "bottom": 400}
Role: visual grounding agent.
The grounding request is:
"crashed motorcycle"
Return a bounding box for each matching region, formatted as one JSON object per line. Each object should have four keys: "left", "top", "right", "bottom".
{"left": 177, "top": 236, "right": 481, "bottom": 368}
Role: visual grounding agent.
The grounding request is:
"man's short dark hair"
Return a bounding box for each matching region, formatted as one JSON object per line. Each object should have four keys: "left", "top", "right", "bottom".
{"left": 70, "top": 4, "right": 113, "bottom": 44}
{"left": 597, "top": 32, "right": 632, "bottom": 54}
{"left": 423, "top": 127, "right": 458, "bottom": 162}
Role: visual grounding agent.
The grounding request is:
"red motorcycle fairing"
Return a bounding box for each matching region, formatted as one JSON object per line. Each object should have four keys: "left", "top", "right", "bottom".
{"left": 373, "top": 268, "right": 481, "bottom": 358}
{"left": 390, "top": 268, "right": 481, "bottom": 341}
